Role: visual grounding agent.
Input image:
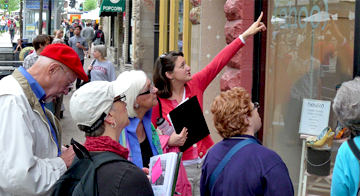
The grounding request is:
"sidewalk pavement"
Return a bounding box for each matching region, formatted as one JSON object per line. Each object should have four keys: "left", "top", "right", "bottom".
{"left": 0, "top": 32, "right": 121, "bottom": 144}
{"left": 0, "top": 31, "right": 17, "bottom": 47}
{"left": 0, "top": 31, "right": 121, "bottom": 76}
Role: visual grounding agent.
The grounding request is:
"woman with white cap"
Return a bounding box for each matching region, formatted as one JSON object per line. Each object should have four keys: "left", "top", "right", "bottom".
{"left": 69, "top": 73, "right": 154, "bottom": 196}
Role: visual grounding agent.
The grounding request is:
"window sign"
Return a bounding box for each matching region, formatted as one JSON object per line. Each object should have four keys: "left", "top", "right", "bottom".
{"left": 265, "top": 0, "right": 355, "bottom": 191}
{"left": 26, "top": 24, "right": 35, "bottom": 32}
{"left": 299, "top": 99, "right": 331, "bottom": 135}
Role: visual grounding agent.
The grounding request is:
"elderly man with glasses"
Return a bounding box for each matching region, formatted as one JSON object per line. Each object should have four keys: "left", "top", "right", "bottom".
{"left": 0, "top": 44, "right": 88, "bottom": 196}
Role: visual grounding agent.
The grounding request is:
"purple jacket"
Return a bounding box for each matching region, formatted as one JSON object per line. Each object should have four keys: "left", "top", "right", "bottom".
{"left": 200, "top": 135, "right": 294, "bottom": 196}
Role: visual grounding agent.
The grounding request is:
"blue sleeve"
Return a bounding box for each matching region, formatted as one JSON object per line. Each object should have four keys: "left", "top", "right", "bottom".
{"left": 331, "top": 142, "right": 351, "bottom": 196}
{"left": 263, "top": 162, "right": 294, "bottom": 196}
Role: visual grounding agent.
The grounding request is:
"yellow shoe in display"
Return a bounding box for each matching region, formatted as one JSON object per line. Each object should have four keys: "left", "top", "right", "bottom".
{"left": 307, "top": 127, "right": 334, "bottom": 148}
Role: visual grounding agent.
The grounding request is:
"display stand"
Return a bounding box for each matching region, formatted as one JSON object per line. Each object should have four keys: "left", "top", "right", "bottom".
{"left": 297, "top": 134, "right": 348, "bottom": 196}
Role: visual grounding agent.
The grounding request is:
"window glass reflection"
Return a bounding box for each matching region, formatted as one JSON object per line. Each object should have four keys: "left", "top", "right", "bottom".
{"left": 266, "top": 0, "right": 355, "bottom": 191}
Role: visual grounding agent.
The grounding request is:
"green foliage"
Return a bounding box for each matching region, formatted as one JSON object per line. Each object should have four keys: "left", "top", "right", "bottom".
{"left": 1, "top": 0, "right": 20, "bottom": 12}
{"left": 83, "top": 0, "right": 97, "bottom": 12}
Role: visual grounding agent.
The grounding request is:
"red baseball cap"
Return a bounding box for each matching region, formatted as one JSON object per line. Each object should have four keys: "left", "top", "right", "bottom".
{"left": 40, "top": 43, "right": 88, "bottom": 81}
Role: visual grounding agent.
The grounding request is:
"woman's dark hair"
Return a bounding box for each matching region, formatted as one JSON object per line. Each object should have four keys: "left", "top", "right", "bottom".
{"left": 153, "top": 51, "right": 183, "bottom": 98}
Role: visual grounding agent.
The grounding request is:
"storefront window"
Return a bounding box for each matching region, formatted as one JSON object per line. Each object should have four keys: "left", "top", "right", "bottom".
{"left": 265, "top": 0, "right": 355, "bottom": 191}
{"left": 24, "top": 0, "right": 63, "bottom": 43}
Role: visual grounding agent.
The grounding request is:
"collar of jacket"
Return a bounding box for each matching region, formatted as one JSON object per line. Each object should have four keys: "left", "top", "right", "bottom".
{"left": 12, "top": 69, "right": 62, "bottom": 146}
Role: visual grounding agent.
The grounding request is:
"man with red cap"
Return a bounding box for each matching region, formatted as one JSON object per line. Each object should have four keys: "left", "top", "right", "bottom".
{"left": 0, "top": 44, "right": 88, "bottom": 196}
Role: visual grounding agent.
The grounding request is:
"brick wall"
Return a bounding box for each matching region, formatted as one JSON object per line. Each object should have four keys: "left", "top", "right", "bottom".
{"left": 198, "top": 0, "right": 254, "bottom": 144}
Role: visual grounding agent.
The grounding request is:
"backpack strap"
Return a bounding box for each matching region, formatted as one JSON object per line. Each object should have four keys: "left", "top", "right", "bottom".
{"left": 347, "top": 139, "right": 360, "bottom": 195}
{"left": 76, "top": 152, "right": 128, "bottom": 196}
{"left": 92, "top": 151, "right": 127, "bottom": 169}
{"left": 71, "top": 138, "right": 92, "bottom": 160}
{"left": 208, "top": 138, "right": 258, "bottom": 192}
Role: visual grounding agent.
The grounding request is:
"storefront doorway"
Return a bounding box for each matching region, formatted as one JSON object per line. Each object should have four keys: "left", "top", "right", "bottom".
{"left": 265, "top": 0, "right": 355, "bottom": 192}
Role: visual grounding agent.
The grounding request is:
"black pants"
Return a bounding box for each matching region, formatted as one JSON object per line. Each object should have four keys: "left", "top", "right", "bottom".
{"left": 10, "top": 30, "right": 14, "bottom": 41}
{"left": 76, "top": 59, "right": 85, "bottom": 89}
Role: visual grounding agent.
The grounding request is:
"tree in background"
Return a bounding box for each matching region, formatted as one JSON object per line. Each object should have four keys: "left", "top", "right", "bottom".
{"left": 83, "top": 0, "right": 97, "bottom": 12}
{"left": 39, "top": 0, "right": 43, "bottom": 34}
{"left": 20, "top": 0, "right": 22, "bottom": 39}
{"left": 0, "top": 0, "right": 20, "bottom": 15}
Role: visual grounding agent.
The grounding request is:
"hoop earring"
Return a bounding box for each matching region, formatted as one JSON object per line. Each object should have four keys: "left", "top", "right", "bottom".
{"left": 111, "top": 122, "right": 117, "bottom": 128}
{"left": 135, "top": 103, "right": 140, "bottom": 109}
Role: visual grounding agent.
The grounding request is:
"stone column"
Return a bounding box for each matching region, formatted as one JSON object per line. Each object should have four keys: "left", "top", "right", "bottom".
{"left": 189, "top": 0, "right": 201, "bottom": 71}
{"left": 117, "top": 13, "right": 123, "bottom": 67}
{"left": 221, "top": 0, "right": 254, "bottom": 92}
{"left": 123, "top": 0, "right": 129, "bottom": 64}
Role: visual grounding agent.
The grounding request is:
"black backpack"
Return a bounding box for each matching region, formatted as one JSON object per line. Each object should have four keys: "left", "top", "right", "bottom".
{"left": 51, "top": 138, "right": 126, "bottom": 196}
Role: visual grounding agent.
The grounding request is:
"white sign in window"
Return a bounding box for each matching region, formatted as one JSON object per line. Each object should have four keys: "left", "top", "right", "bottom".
{"left": 299, "top": 99, "right": 331, "bottom": 136}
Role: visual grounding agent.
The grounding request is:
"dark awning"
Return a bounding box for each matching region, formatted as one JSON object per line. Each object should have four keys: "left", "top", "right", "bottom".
{"left": 99, "top": 0, "right": 125, "bottom": 17}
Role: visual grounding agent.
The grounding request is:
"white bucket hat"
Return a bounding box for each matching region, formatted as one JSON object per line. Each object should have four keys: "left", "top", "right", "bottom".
{"left": 70, "top": 72, "right": 131, "bottom": 133}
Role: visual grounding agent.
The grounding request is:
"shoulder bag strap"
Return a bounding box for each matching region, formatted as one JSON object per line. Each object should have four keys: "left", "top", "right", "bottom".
{"left": 208, "top": 138, "right": 258, "bottom": 192}
{"left": 347, "top": 139, "right": 360, "bottom": 195}
{"left": 71, "top": 138, "right": 92, "bottom": 160}
{"left": 92, "top": 151, "right": 126, "bottom": 169}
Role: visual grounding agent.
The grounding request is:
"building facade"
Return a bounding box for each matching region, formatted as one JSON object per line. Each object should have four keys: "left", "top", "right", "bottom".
{"left": 100, "top": 0, "right": 359, "bottom": 194}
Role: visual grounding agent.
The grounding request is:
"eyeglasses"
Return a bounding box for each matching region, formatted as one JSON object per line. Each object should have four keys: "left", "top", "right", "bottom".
{"left": 252, "top": 102, "right": 260, "bottom": 111}
{"left": 114, "top": 94, "right": 126, "bottom": 103}
{"left": 59, "top": 65, "right": 73, "bottom": 88}
{"left": 138, "top": 83, "right": 154, "bottom": 96}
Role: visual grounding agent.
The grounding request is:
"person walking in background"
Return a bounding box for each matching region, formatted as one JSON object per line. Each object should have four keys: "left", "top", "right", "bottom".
{"left": 64, "top": 26, "right": 74, "bottom": 45}
{"left": 81, "top": 22, "right": 94, "bottom": 58}
{"left": 87, "top": 45, "right": 116, "bottom": 82}
{"left": 93, "top": 22, "right": 99, "bottom": 30}
{"left": 69, "top": 76, "right": 154, "bottom": 196}
{"left": 93, "top": 25, "right": 105, "bottom": 46}
{"left": 15, "top": 17, "right": 20, "bottom": 35}
{"left": 68, "top": 24, "right": 88, "bottom": 89}
{"left": 72, "top": 18, "right": 83, "bottom": 29}
{"left": 54, "top": 29, "right": 64, "bottom": 44}
{"left": 0, "top": 44, "right": 88, "bottom": 196}
{"left": 8, "top": 19, "right": 16, "bottom": 42}
{"left": 54, "top": 29, "right": 64, "bottom": 39}
{"left": 0, "top": 19, "right": 6, "bottom": 31}
{"left": 151, "top": 12, "right": 266, "bottom": 196}
{"left": 6, "top": 18, "right": 10, "bottom": 32}
{"left": 42, "top": 20, "right": 46, "bottom": 33}
{"left": 331, "top": 78, "right": 360, "bottom": 196}
{"left": 200, "top": 87, "right": 294, "bottom": 196}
